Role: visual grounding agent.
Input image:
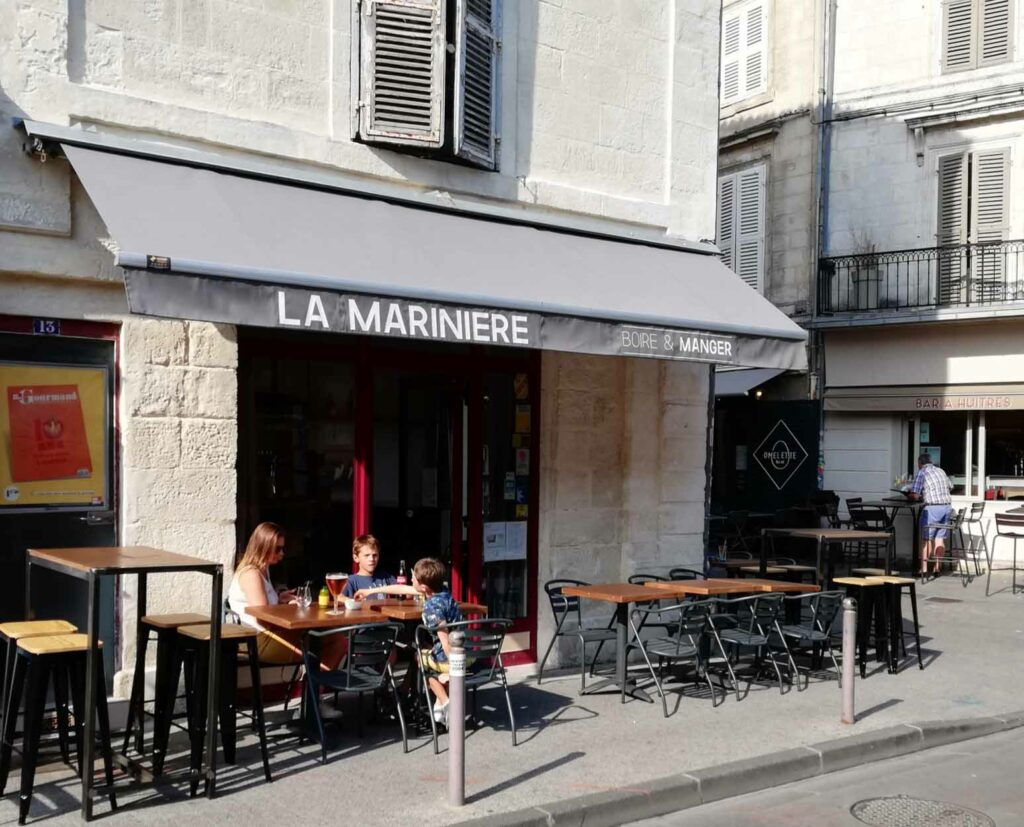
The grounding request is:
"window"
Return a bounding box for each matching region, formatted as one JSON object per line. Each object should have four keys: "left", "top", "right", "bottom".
{"left": 355, "top": 0, "right": 500, "bottom": 170}
{"left": 936, "top": 147, "right": 1010, "bottom": 302}
{"left": 942, "top": 0, "right": 1013, "bottom": 73}
{"left": 984, "top": 411, "right": 1024, "bottom": 498}
{"left": 721, "top": 1, "right": 768, "bottom": 107}
{"left": 717, "top": 164, "right": 766, "bottom": 292}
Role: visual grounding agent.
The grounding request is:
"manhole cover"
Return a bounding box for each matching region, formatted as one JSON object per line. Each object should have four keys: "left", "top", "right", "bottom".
{"left": 851, "top": 796, "right": 994, "bottom": 826}
{"left": 925, "top": 596, "right": 962, "bottom": 603}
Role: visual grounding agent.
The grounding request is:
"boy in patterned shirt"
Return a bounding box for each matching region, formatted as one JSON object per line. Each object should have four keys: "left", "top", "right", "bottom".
{"left": 354, "top": 556, "right": 463, "bottom": 725}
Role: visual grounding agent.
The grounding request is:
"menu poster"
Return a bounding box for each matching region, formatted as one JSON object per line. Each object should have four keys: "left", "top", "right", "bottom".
{"left": 514, "top": 404, "right": 531, "bottom": 434}
{"left": 7, "top": 385, "right": 92, "bottom": 482}
{"left": 1, "top": 363, "right": 108, "bottom": 510}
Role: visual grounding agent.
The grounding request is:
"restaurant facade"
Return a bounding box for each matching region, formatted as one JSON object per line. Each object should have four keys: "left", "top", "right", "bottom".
{"left": 0, "top": 0, "right": 805, "bottom": 697}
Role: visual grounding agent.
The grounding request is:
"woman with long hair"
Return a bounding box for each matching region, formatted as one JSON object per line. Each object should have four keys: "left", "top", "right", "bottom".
{"left": 228, "top": 522, "right": 345, "bottom": 667}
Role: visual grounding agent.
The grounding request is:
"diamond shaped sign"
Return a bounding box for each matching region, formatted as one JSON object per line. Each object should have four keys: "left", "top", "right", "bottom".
{"left": 753, "top": 420, "right": 809, "bottom": 491}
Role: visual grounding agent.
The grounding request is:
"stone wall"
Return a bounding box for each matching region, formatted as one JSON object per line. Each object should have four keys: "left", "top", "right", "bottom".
{"left": 115, "top": 318, "right": 238, "bottom": 692}
{"left": 537, "top": 351, "right": 708, "bottom": 669}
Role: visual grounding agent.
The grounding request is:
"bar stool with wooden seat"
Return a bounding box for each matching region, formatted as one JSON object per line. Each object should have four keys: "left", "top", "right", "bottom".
{"left": 832, "top": 578, "right": 889, "bottom": 678}
{"left": 121, "top": 613, "right": 209, "bottom": 758}
{"left": 0, "top": 634, "right": 116, "bottom": 824}
{"left": 1, "top": 620, "right": 78, "bottom": 750}
{"left": 154, "top": 623, "right": 271, "bottom": 795}
{"left": 865, "top": 575, "right": 922, "bottom": 672}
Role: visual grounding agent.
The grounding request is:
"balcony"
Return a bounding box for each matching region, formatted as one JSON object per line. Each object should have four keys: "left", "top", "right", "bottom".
{"left": 817, "top": 240, "right": 1024, "bottom": 318}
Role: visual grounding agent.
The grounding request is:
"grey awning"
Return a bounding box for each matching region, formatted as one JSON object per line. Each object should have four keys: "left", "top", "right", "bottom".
{"left": 58, "top": 141, "right": 807, "bottom": 370}
{"left": 715, "top": 368, "right": 784, "bottom": 396}
{"left": 825, "top": 384, "right": 1024, "bottom": 411}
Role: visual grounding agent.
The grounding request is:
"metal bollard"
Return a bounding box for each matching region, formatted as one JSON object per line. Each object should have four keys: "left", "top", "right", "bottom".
{"left": 841, "top": 597, "right": 857, "bottom": 724}
{"left": 448, "top": 630, "right": 466, "bottom": 807}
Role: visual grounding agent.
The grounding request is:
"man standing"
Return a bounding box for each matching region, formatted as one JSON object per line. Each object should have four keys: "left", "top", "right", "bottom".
{"left": 907, "top": 453, "right": 953, "bottom": 576}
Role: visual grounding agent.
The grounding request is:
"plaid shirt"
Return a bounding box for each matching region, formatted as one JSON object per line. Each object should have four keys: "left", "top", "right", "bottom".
{"left": 912, "top": 463, "right": 952, "bottom": 505}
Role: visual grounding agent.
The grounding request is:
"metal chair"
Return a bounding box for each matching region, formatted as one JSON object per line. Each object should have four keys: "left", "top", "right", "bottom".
{"left": 669, "top": 567, "right": 704, "bottom": 580}
{"left": 416, "top": 619, "right": 516, "bottom": 753}
{"left": 961, "top": 502, "right": 990, "bottom": 577}
{"left": 926, "top": 507, "right": 972, "bottom": 585}
{"left": 301, "top": 622, "right": 407, "bottom": 763}
{"left": 537, "top": 580, "right": 617, "bottom": 688}
{"left": 225, "top": 600, "right": 303, "bottom": 710}
{"left": 988, "top": 513, "right": 1024, "bottom": 596}
{"left": 774, "top": 591, "right": 843, "bottom": 688}
{"left": 848, "top": 505, "right": 893, "bottom": 568}
{"left": 710, "top": 594, "right": 792, "bottom": 698}
{"left": 625, "top": 600, "right": 719, "bottom": 716}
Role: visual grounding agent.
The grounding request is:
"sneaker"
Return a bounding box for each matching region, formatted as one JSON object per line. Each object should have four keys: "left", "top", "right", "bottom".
{"left": 440, "top": 701, "right": 450, "bottom": 728}
{"left": 432, "top": 703, "right": 446, "bottom": 724}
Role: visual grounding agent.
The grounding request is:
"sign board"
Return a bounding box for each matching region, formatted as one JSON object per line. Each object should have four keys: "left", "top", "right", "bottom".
{"left": 753, "top": 420, "right": 810, "bottom": 491}
{"left": 0, "top": 362, "right": 109, "bottom": 510}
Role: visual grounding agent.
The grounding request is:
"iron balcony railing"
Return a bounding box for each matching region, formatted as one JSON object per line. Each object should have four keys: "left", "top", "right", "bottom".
{"left": 817, "top": 239, "right": 1024, "bottom": 315}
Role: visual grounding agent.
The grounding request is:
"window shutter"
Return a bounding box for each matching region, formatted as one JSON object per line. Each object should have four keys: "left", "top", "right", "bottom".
{"left": 979, "top": 0, "right": 1012, "bottom": 65}
{"left": 721, "top": 13, "right": 742, "bottom": 103}
{"left": 359, "top": 0, "right": 446, "bottom": 148}
{"left": 744, "top": 4, "right": 767, "bottom": 96}
{"left": 736, "top": 166, "right": 765, "bottom": 292}
{"left": 937, "top": 153, "right": 968, "bottom": 303}
{"left": 453, "top": 0, "right": 499, "bottom": 169}
{"left": 970, "top": 148, "right": 1010, "bottom": 301}
{"left": 717, "top": 174, "right": 736, "bottom": 270}
{"left": 943, "top": 0, "right": 976, "bottom": 71}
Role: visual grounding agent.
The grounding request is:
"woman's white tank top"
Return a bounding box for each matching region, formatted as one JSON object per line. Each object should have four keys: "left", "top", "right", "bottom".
{"left": 227, "top": 567, "right": 278, "bottom": 631}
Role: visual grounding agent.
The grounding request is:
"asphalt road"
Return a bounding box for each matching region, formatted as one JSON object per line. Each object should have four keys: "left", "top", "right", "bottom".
{"left": 628, "top": 728, "right": 1024, "bottom": 827}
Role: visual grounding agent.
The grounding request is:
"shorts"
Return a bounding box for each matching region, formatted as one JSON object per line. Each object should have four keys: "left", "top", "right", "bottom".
{"left": 420, "top": 650, "right": 474, "bottom": 677}
{"left": 921, "top": 505, "right": 953, "bottom": 540}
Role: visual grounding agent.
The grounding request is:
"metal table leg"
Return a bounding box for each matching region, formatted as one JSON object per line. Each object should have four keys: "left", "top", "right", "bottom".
{"left": 579, "top": 603, "right": 650, "bottom": 702}
{"left": 82, "top": 572, "right": 101, "bottom": 821}
{"left": 203, "top": 568, "right": 222, "bottom": 798}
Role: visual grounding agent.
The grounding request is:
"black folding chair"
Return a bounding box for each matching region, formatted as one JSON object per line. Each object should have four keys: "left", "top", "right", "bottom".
{"left": 538, "top": 580, "right": 616, "bottom": 688}
{"left": 669, "top": 567, "right": 705, "bottom": 580}
{"left": 301, "top": 622, "right": 407, "bottom": 763}
{"left": 416, "top": 619, "right": 517, "bottom": 753}
{"left": 774, "top": 591, "right": 843, "bottom": 689}
{"left": 988, "top": 513, "right": 1024, "bottom": 596}
{"left": 711, "top": 593, "right": 793, "bottom": 698}
{"left": 626, "top": 599, "right": 719, "bottom": 716}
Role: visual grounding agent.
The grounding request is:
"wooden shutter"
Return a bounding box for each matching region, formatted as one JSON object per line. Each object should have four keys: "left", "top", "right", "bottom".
{"left": 970, "top": 148, "right": 1010, "bottom": 300}
{"left": 979, "top": 0, "right": 1012, "bottom": 65}
{"left": 943, "top": 0, "right": 976, "bottom": 71}
{"left": 736, "top": 166, "right": 766, "bottom": 292}
{"left": 721, "top": 13, "right": 742, "bottom": 103}
{"left": 744, "top": 4, "right": 767, "bottom": 96}
{"left": 717, "top": 174, "right": 736, "bottom": 270}
{"left": 937, "top": 153, "right": 968, "bottom": 303}
{"left": 454, "top": 0, "right": 499, "bottom": 169}
{"left": 359, "top": 0, "right": 446, "bottom": 148}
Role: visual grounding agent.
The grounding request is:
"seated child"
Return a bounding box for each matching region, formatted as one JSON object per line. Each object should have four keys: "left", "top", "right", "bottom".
{"left": 341, "top": 534, "right": 396, "bottom": 600}
{"left": 353, "top": 556, "right": 463, "bottom": 725}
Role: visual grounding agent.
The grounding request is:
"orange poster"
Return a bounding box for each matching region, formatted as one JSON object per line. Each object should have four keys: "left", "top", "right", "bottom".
{"left": 1, "top": 364, "right": 108, "bottom": 509}
{"left": 7, "top": 385, "right": 93, "bottom": 482}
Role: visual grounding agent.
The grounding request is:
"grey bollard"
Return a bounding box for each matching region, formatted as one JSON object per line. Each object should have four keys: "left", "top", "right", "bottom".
{"left": 448, "top": 630, "right": 466, "bottom": 807}
{"left": 841, "top": 597, "right": 857, "bottom": 724}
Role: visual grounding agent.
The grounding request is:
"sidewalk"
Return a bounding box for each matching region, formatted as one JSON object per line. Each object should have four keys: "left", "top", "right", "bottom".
{"left": 2, "top": 571, "right": 1021, "bottom": 826}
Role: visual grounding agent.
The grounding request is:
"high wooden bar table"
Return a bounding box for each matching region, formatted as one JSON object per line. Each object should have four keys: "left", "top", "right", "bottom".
{"left": 26, "top": 546, "right": 223, "bottom": 820}
{"left": 761, "top": 527, "right": 895, "bottom": 585}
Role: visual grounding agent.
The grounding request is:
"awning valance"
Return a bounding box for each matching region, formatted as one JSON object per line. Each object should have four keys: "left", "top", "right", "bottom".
{"left": 825, "top": 384, "right": 1024, "bottom": 412}
{"left": 56, "top": 137, "right": 807, "bottom": 371}
{"left": 714, "top": 367, "right": 784, "bottom": 396}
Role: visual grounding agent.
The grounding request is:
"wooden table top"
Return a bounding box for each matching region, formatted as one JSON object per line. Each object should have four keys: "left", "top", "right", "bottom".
{"left": 368, "top": 600, "right": 489, "bottom": 621}
{"left": 562, "top": 582, "right": 696, "bottom": 603}
{"left": 763, "top": 528, "right": 891, "bottom": 541}
{"left": 246, "top": 604, "right": 387, "bottom": 631}
{"left": 28, "top": 546, "right": 220, "bottom": 574}
{"left": 734, "top": 578, "right": 821, "bottom": 593}
{"left": 644, "top": 579, "right": 754, "bottom": 596}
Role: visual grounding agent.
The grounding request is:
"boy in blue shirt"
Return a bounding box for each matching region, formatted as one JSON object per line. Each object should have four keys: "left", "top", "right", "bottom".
{"left": 341, "top": 534, "right": 396, "bottom": 599}
{"left": 354, "top": 556, "right": 462, "bottom": 725}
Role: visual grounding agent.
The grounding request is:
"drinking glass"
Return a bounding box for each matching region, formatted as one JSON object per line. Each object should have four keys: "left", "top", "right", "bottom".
{"left": 295, "top": 583, "right": 312, "bottom": 609}
{"left": 325, "top": 573, "right": 348, "bottom": 615}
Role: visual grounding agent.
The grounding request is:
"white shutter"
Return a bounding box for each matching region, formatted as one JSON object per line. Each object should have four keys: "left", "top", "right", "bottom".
{"left": 721, "top": 13, "right": 742, "bottom": 103}
{"left": 736, "top": 166, "right": 766, "bottom": 292}
{"left": 359, "top": 0, "right": 446, "bottom": 148}
{"left": 454, "top": 0, "right": 499, "bottom": 169}
{"left": 937, "top": 153, "right": 968, "bottom": 303}
{"left": 943, "top": 0, "right": 976, "bottom": 71}
{"left": 970, "top": 148, "right": 1010, "bottom": 301}
{"left": 744, "top": 4, "right": 767, "bottom": 96}
{"left": 979, "top": 0, "right": 1012, "bottom": 65}
{"left": 717, "top": 174, "right": 737, "bottom": 270}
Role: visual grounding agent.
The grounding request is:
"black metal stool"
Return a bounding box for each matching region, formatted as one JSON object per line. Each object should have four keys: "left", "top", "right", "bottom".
{"left": 155, "top": 623, "right": 271, "bottom": 796}
{"left": 866, "top": 576, "right": 922, "bottom": 672}
{"left": 833, "top": 578, "right": 888, "bottom": 678}
{"left": 0, "top": 620, "right": 77, "bottom": 752}
{"left": 0, "top": 634, "right": 116, "bottom": 824}
{"left": 122, "top": 612, "right": 208, "bottom": 758}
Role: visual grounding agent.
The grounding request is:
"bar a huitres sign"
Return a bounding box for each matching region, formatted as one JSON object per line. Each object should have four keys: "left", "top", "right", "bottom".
{"left": 124, "top": 272, "right": 739, "bottom": 366}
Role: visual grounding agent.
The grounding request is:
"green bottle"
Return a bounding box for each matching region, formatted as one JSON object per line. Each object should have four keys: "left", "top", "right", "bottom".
{"left": 318, "top": 586, "right": 330, "bottom": 608}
